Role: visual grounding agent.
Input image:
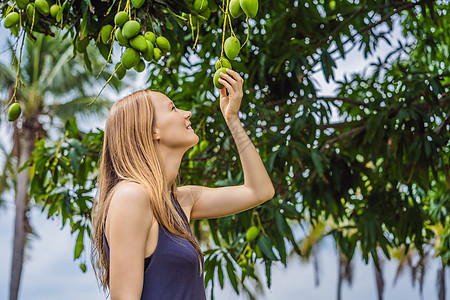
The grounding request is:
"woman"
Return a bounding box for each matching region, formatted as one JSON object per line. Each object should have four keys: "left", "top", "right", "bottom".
{"left": 90, "top": 68, "right": 275, "bottom": 299}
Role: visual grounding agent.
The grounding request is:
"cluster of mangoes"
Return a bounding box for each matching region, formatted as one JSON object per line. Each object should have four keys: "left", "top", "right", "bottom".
{"left": 212, "top": 0, "right": 258, "bottom": 89}
{"left": 3, "top": 0, "right": 62, "bottom": 34}
{"left": 100, "top": 11, "right": 172, "bottom": 79}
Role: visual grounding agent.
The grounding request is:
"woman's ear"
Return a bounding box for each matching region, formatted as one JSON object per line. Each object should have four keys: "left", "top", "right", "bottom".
{"left": 152, "top": 128, "right": 160, "bottom": 142}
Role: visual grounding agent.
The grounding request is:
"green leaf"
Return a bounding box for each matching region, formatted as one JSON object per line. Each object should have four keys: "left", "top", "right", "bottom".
{"left": 311, "top": 150, "right": 324, "bottom": 176}
{"left": 257, "top": 235, "right": 278, "bottom": 260}
{"left": 74, "top": 228, "right": 85, "bottom": 259}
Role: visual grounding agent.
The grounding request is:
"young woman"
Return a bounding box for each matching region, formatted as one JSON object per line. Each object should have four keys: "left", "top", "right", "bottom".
{"left": 90, "top": 68, "right": 275, "bottom": 299}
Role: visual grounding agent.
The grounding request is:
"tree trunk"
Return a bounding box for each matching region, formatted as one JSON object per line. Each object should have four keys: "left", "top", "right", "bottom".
{"left": 374, "top": 260, "right": 384, "bottom": 300}
{"left": 9, "top": 121, "right": 35, "bottom": 300}
{"left": 438, "top": 262, "right": 446, "bottom": 300}
{"left": 337, "top": 251, "right": 342, "bottom": 300}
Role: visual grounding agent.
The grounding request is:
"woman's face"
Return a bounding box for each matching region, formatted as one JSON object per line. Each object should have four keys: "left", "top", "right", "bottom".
{"left": 150, "top": 92, "right": 199, "bottom": 151}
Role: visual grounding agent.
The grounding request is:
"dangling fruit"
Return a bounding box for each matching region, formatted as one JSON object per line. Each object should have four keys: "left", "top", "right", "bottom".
{"left": 199, "top": 140, "right": 209, "bottom": 152}
{"left": 50, "top": 4, "right": 60, "bottom": 18}
{"left": 224, "top": 36, "right": 240, "bottom": 60}
{"left": 76, "top": 37, "right": 89, "bottom": 53}
{"left": 115, "top": 27, "right": 129, "bottom": 46}
{"left": 240, "top": 0, "right": 258, "bottom": 18}
{"left": 229, "top": 0, "right": 243, "bottom": 18}
{"left": 8, "top": 103, "right": 21, "bottom": 122}
{"left": 115, "top": 63, "right": 126, "bottom": 79}
{"left": 134, "top": 59, "right": 146, "bottom": 72}
{"left": 130, "top": 35, "right": 148, "bottom": 52}
{"left": 193, "top": 0, "right": 208, "bottom": 12}
{"left": 245, "top": 226, "right": 259, "bottom": 242}
{"left": 114, "top": 11, "right": 128, "bottom": 27}
{"left": 26, "top": 4, "right": 40, "bottom": 24}
{"left": 156, "top": 36, "right": 171, "bottom": 53}
{"left": 215, "top": 58, "right": 232, "bottom": 70}
{"left": 142, "top": 41, "right": 154, "bottom": 61}
{"left": 131, "top": 0, "right": 145, "bottom": 8}
{"left": 254, "top": 245, "right": 263, "bottom": 258}
{"left": 213, "top": 67, "right": 227, "bottom": 89}
{"left": 144, "top": 31, "right": 156, "bottom": 43}
{"left": 100, "top": 25, "right": 113, "bottom": 44}
{"left": 122, "top": 20, "right": 140, "bottom": 39}
{"left": 121, "top": 47, "right": 140, "bottom": 69}
{"left": 153, "top": 47, "right": 162, "bottom": 61}
{"left": 35, "top": 0, "right": 49, "bottom": 16}
{"left": 4, "top": 12, "right": 19, "bottom": 28}
{"left": 16, "top": 0, "right": 29, "bottom": 10}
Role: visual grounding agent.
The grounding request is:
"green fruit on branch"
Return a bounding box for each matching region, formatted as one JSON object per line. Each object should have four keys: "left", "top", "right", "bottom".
{"left": 142, "top": 41, "right": 154, "bottom": 61}
{"left": 8, "top": 103, "right": 21, "bottom": 122}
{"left": 115, "top": 63, "right": 126, "bottom": 79}
{"left": 16, "top": 0, "right": 29, "bottom": 10}
{"left": 194, "top": 0, "right": 208, "bottom": 12}
{"left": 115, "top": 27, "right": 129, "bottom": 46}
{"left": 240, "top": 0, "right": 258, "bottom": 18}
{"left": 121, "top": 47, "right": 140, "bottom": 69}
{"left": 224, "top": 36, "right": 240, "bottom": 60}
{"left": 254, "top": 244, "right": 262, "bottom": 258}
{"left": 156, "top": 36, "right": 171, "bottom": 53}
{"left": 130, "top": 35, "right": 148, "bottom": 52}
{"left": 199, "top": 140, "right": 209, "bottom": 152}
{"left": 4, "top": 12, "right": 19, "bottom": 28}
{"left": 199, "top": 8, "right": 211, "bottom": 22}
{"left": 26, "top": 4, "right": 40, "bottom": 24}
{"left": 76, "top": 37, "right": 89, "bottom": 53}
{"left": 35, "top": 0, "right": 49, "bottom": 16}
{"left": 213, "top": 67, "right": 227, "bottom": 89}
{"left": 134, "top": 59, "right": 146, "bottom": 72}
{"left": 114, "top": 11, "right": 128, "bottom": 27}
{"left": 229, "top": 0, "right": 243, "bottom": 18}
{"left": 122, "top": 20, "right": 140, "bottom": 39}
{"left": 144, "top": 31, "right": 156, "bottom": 43}
{"left": 245, "top": 226, "right": 259, "bottom": 242}
{"left": 100, "top": 25, "right": 113, "bottom": 44}
{"left": 153, "top": 47, "right": 162, "bottom": 61}
{"left": 50, "top": 4, "right": 60, "bottom": 18}
{"left": 245, "top": 250, "right": 252, "bottom": 259}
{"left": 131, "top": 0, "right": 145, "bottom": 9}
{"left": 215, "top": 57, "right": 232, "bottom": 70}
{"left": 189, "top": 145, "right": 200, "bottom": 159}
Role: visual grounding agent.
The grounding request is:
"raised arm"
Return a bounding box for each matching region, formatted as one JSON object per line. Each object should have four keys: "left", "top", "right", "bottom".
{"left": 182, "top": 69, "right": 275, "bottom": 220}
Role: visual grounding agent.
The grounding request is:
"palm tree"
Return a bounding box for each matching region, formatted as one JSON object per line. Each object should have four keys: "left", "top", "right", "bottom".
{"left": 0, "top": 31, "right": 122, "bottom": 300}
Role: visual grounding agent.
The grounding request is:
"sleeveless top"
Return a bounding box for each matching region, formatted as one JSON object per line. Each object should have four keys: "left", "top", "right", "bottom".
{"left": 103, "top": 194, "right": 206, "bottom": 300}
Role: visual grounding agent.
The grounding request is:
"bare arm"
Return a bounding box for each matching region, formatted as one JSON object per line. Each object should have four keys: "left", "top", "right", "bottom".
{"left": 184, "top": 69, "right": 275, "bottom": 220}
{"left": 107, "top": 182, "right": 153, "bottom": 300}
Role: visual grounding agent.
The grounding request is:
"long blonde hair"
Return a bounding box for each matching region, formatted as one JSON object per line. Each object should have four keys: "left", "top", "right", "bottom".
{"left": 90, "top": 89, "right": 203, "bottom": 293}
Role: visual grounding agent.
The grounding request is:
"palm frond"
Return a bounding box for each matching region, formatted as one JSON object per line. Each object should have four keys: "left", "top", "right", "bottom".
{"left": 46, "top": 96, "right": 114, "bottom": 122}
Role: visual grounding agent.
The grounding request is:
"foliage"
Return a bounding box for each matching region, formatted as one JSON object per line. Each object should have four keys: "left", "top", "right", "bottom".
{"left": 2, "top": 0, "right": 449, "bottom": 298}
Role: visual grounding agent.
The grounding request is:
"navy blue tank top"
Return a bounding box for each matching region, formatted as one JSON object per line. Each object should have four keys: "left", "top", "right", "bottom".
{"left": 103, "top": 196, "right": 206, "bottom": 299}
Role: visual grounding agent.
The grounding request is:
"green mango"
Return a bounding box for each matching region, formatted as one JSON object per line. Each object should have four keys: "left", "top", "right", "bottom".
{"left": 122, "top": 20, "right": 140, "bottom": 39}
{"left": 213, "top": 67, "right": 227, "bottom": 89}
{"left": 115, "top": 63, "right": 126, "bottom": 79}
{"left": 215, "top": 58, "right": 232, "bottom": 70}
{"left": 153, "top": 47, "right": 162, "bottom": 61}
{"left": 229, "top": 0, "right": 243, "bottom": 18}
{"left": 35, "top": 0, "right": 49, "bottom": 16}
{"left": 193, "top": 0, "right": 208, "bottom": 12}
{"left": 76, "top": 37, "right": 89, "bottom": 53}
{"left": 199, "top": 140, "right": 209, "bottom": 152}
{"left": 239, "top": 0, "right": 258, "bottom": 19}
{"left": 50, "top": 4, "right": 60, "bottom": 18}
{"left": 26, "top": 4, "right": 40, "bottom": 24}
{"left": 144, "top": 31, "right": 156, "bottom": 43}
{"left": 16, "top": 0, "right": 29, "bottom": 10}
{"left": 130, "top": 35, "right": 148, "bottom": 52}
{"left": 245, "top": 226, "right": 259, "bottom": 242}
{"left": 4, "top": 12, "right": 19, "bottom": 28}
{"left": 8, "top": 103, "right": 21, "bottom": 122}
{"left": 156, "top": 36, "right": 171, "bottom": 53}
{"left": 142, "top": 41, "right": 154, "bottom": 61}
{"left": 134, "top": 59, "right": 145, "bottom": 72}
{"left": 115, "top": 27, "right": 129, "bottom": 46}
{"left": 114, "top": 11, "right": 128, "bottom": 27}
{"left": 100, "top": 25, "right": 113, "bottom": 44}
{"left": 131, "top": 0, "right": 145, "bottom": 8}
{"left": 224, "top": 36, "right": 240, "bottom": 60}
{"left": 121, "top": 47, "right": 140, "bottom": 69}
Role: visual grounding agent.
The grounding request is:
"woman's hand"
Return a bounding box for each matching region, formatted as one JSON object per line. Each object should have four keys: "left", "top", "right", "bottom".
{"left": 218, "top": 68, "right": 244, "bottom": 123}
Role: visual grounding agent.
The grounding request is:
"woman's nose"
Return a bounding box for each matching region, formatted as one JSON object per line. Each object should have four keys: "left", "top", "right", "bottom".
{"left": 186, "top": 110, "right": 192, "bottom": 118}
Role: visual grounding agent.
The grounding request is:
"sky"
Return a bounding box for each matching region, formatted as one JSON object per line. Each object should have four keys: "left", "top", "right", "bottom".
{"left": 0, "top": 14, "right": 449, "bottom": 300}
